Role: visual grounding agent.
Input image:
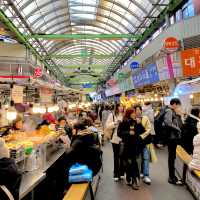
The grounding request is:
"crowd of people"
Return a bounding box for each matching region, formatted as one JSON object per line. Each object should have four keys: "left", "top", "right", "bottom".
{"left": 1, "top": 99, "right": 200, "bottom": 199}
{"left": 98, "top": 98, "right": 200, "bottom": 190}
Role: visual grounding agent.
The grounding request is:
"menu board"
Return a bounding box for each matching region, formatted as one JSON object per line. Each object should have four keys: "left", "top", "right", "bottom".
{"left": 40, "top": 87, "right": 53, "bottom": 103}
{"left": 11, "top": 85, "right": 24, "bottom": 103}
{"left": 132, "top": 63, "right": 159, "bottom": 88}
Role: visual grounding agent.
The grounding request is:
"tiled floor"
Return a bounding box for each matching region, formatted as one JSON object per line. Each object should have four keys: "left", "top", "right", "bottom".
{"left": 95, "top": 144, "right": 194, "bottom": 200}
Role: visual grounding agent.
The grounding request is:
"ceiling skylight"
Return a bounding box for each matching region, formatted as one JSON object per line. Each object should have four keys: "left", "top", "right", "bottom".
{"left": 69, "top": 0, "right": 99, "bottom": 22}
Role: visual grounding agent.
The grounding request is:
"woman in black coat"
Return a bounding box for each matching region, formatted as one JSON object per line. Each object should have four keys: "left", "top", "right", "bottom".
{"left": 182, "top": 108, "right": 200, "bottom": 155}
{"left": 117, "top": 108, "right": 145, "bottom": 190}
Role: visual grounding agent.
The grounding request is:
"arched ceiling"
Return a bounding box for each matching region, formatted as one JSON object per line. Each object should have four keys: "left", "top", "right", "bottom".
{"left": 1, "top": 0, "right": 170, "bottom": 87}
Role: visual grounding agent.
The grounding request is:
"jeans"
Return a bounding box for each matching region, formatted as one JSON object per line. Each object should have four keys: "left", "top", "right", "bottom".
{"left": 112, "top": 143, "right": 124, "bottom": 177}
{"left": 168, "top": 140, "right": 178, "bottom": 179}
{"left": 142, "top": 146, "right": 150, "bottom": 177}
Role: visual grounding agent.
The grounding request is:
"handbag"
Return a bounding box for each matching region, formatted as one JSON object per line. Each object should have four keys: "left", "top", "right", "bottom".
{"left": 147, "top": 144, "right": 158, "bottom": 163}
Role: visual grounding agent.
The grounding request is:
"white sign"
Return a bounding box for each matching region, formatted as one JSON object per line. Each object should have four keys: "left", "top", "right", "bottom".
{"left": 11, "top": 85, "right": 24, "bottom": 103}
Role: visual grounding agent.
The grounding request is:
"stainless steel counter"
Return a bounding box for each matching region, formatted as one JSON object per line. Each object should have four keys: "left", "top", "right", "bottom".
{"left": 19, "top": 147, "right": 65, "bottom": 200}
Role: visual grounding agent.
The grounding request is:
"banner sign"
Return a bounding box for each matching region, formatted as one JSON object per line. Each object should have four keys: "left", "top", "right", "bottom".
{"left": 119, "top": 76, "right": 134, "bottom": 92}
{"left": 181, "top": 48, "right": 200, "bottom": 77}
{"left": 132, "top": 63, "right": 159, "bottom": 88}
{"left": 156, "top": 51, "right": 182, "bottom": 80}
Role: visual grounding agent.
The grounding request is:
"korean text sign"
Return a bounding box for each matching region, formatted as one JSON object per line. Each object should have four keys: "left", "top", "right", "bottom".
{"left": 181, "top": 48, "right": 200, "bottom": 76}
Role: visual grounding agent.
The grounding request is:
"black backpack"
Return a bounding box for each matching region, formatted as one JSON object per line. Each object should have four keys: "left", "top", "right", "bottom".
{"left": 154, "top": 106, "right": 169, "bottom": 144}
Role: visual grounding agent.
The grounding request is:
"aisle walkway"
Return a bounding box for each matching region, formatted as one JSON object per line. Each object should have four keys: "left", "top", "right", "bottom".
{"left": 96, "top": 144, "right": 194, "bottom": 200}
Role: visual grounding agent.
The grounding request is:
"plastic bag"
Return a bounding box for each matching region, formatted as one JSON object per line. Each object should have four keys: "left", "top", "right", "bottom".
{"left": 69, "top": 163, "right": 89, "bottom": 176}
{"left": 69, "top": 169, "right": 93, "bottom": 183}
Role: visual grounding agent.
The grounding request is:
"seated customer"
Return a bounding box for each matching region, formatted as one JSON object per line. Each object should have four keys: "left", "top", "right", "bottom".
{"left": 0, "top": 138, "right": 22, "bottom": 200}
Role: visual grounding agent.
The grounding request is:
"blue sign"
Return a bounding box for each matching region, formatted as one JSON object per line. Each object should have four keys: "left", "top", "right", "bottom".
{"left": 132, "top": 63, "right": 159, "bottom": 88}
{"left": 147, "top": 63, "right": 159, "bottom": 84}
{"left": 130, "top": 61, "right": 140, "bottom": 70}
{"left": 82, "top": 83, "right": 93, "bottom": 88}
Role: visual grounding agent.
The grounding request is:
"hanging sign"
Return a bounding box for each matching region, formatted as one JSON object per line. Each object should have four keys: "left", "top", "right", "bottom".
{"left": 34, "top": 67, "right": 42, "bottom": 77}
{"left": 130, "top": 61, "right": 140, "bottom": 70}
{"left": 11, "top": 85, "right": 24, "bottom": 103}
{"left": 164, "top": 37, "right": 179, "bottom": 52}
{"left": 181, "top": 48, "right": 200, "bottom": 77}
{"left": 82, "top": 83, "right": 93, "bottom": 88}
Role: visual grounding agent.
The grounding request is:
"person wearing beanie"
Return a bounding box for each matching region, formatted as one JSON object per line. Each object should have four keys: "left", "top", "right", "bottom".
{"left": 0, "top": 138, "right": 22, "bottom": 200}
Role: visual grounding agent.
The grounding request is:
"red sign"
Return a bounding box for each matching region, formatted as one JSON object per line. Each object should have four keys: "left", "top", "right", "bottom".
{"left": 34, "top": 67, "right": 42, "bottom": 77}
{"left": 164, "top": 37, "right": 179, "bottom": 52}
{"left": 181, "top": 48, "right": 200, "bottom": 77}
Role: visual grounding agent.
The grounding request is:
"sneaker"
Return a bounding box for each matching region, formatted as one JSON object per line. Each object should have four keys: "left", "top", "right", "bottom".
{"left": 143, "top": 176, "right": 151, "bottom": 185}
{"left": 140, "top": 174, "right": 144, "bottom": 179}
{"left": 113, "top": 177, "right": 119, "bottom": 182}
{"left": 120, "top": 175, "right": 125, "bottom": 180}
{"left": 168, "top": 177, "right": 183, "bottom": 185}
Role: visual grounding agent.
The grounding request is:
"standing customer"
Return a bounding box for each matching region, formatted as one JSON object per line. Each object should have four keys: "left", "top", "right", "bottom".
{"left": 135, "top": 105, "right": 152, "bottom": 185}
{"left": 107, "top": 104, "right": 124, "bottom": 181}
{"left": 182, "top": 108, "right": 200, "bottom": 155}
{"left": 118, "top": 109, "right": 145, "bottom": 190}
{"left": 164, "top": 98, "right": 183, "bottom": 185}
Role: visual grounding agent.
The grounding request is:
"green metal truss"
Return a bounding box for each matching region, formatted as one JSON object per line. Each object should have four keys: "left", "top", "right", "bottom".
{"left": 28, "top": 34, "right": 141, "bottom": 40}
{"left": 0, "top": 9, "right": 66, "bottom": 84}
{"left": 46, "top": 54, "right": 118, "bottom": 59}
{"left": 61, "top": 64, "right": 111, "bottom": 69}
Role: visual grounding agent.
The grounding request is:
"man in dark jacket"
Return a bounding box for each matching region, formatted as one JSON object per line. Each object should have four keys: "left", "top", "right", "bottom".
{"left": 0, "top": 138, "right": 22, "bottom": 200}
{"left": 164, "top": 98, "right": 183, "bottom": 185}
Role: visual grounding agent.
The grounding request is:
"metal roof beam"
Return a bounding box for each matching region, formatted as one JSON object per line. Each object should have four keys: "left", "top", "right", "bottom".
{"left": 46, "top": 54, "right": 118, "bottom": 59}
{"left": 28, "top": 34, "right": 141, "bottom": 40}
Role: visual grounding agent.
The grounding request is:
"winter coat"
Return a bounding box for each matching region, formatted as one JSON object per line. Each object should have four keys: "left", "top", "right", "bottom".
{"left": 182, "top": 114, "right": 199, "bottom": 154}
{"left": 104, "top": 112, "right": 123, "bottom": 144}
{"left": 0, "top": 158, "right": 22, "bottom": 200}
{"left": 189, "top": 132, "right": 200, "bottom": 170}
{"left": 163, "top": 108, "right": 182, "bottom": 141}
{"left": 69, "top": 129, "right": 102, "bottom": 176}
{"left": 102, "top": 110, "right": 110, "bottom": 129}
{"left": 143, "top": 105, "right": 155, "bottom": 135}
{"left": 117, "top": 119, "right": 145, "bottom": 158}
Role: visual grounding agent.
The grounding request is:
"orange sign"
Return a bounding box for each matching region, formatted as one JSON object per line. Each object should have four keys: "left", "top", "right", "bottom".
{"left": 181, "top": 48, "right": 200, "bottom": 76}
{"left": 164, "top": 37, "right": 179, "bottom": 52}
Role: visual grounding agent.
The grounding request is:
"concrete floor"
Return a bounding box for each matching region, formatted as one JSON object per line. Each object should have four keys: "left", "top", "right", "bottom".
{"left": 96, "top": 144, "right": 194, "bottom": 200}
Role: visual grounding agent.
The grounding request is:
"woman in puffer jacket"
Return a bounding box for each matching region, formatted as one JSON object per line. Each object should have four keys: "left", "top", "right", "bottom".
{"left": 189, "top": 121, "right": 200, "bottom": 170}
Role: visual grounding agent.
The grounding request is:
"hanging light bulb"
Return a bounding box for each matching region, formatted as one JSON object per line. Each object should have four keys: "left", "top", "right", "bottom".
{"left": 189, "top": 94, "right": 194, "bottom": 99}
{"left": 39, "top": 106, "right": 46, "bottom": 114}
{"left": 47, "top": 106, "right": 54, "bottom": 113}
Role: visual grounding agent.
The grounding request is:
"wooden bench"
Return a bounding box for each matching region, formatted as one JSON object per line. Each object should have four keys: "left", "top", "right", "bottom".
{"left": 176, "top": 145, "right": 200, "bottom": 178}
{"left": 63, "top": 183, "right": 94, "bottom": 200}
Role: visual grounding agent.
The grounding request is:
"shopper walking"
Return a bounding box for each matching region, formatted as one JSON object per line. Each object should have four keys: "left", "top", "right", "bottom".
{"left": 163, "top": 98, "right": 183, "bottom": 185}
{"left": 135, "top": 105, "right": 152, "bottom": 185}
{"left": 118, "top": 108, "right": 145, "bottom": 190}
{"left": 182, "top": 107, "right": 200, "bottom": 155}
{"left": 105, "top": 104, "right": 124, "bottom": 181}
